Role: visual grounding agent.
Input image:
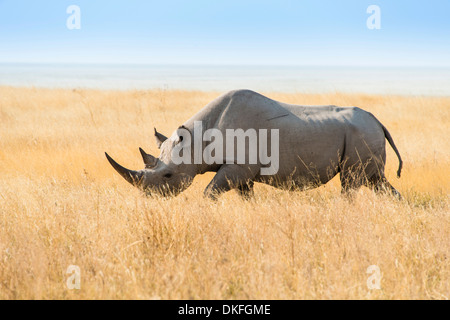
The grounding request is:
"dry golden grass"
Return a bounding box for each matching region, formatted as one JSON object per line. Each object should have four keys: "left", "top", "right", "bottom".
{"left": 0, "top": 86, "right": 448, "bottom": 299}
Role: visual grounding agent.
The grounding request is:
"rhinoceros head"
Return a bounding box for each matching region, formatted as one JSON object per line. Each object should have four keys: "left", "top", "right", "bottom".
{"left": 105, "top": 127, "right": 196, "bottom": 197}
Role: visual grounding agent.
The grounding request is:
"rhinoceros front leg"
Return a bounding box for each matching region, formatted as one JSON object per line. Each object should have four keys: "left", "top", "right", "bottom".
{"left": 204, "top": 164, "right": 258, "bottom": 200}
{"left": 237, "top": 180, "right": 254, "bottom": 200}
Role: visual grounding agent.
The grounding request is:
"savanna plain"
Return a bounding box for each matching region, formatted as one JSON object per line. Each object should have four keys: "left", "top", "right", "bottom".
{"left": 0, "top": 87, "right": 448, "bottom": 299}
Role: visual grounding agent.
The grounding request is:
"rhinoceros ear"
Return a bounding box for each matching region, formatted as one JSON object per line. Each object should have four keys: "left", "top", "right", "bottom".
{"left": 174, "top": 125, "right": 190, "bottom": 144}
{"left": 154, "top": 128, "right": 168, "bottom": 149}
{"left": 139, "top": 147, "right": 157, "bottom": 168}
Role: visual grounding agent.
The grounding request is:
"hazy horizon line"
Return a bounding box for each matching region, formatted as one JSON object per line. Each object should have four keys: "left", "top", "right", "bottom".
{"left": 1, "top": 62, "right": 450, "bottom": 68}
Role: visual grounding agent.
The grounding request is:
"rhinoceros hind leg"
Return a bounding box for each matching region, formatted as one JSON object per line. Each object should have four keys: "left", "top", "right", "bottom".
{"left": 340, "top": 171, "right": 365, "bottom": 196}
{"left": 368, "top": 175, "right": 402, "bottom": 199}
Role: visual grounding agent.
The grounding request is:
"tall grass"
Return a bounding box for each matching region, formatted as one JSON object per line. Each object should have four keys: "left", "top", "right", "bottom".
{"left": 0, "top": 87, "right": 448, "bottom": 299}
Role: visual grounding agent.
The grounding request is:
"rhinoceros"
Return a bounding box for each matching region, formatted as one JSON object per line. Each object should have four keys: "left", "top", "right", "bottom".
{"left": 105, "top": 89, "right": 402, "bottom": 199}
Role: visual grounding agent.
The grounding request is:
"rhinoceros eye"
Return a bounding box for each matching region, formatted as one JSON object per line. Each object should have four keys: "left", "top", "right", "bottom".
{"left": 163, "top": 173, "right": 173, "bottom": 179}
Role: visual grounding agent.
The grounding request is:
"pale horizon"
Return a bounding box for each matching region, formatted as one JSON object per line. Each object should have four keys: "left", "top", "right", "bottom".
{"left": 2, "top": 62, "right": 450, "bottom": 68}
{"left": 1, "top": 63, "right": 449, "bottom": 95}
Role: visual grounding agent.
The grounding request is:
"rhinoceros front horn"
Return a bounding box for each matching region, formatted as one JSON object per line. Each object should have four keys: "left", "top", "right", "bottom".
{"left": 105, "top": 152, "right": 144, "bottom": 187}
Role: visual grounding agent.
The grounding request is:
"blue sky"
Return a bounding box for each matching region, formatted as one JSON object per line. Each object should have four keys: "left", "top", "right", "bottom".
{"left": 0, "top": 0, "right": 449, "bottom": 66}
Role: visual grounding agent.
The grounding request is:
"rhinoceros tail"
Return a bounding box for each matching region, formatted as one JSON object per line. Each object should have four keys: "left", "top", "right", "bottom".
{"left": 381, "top": 124, "right": 403, "bottom": 178}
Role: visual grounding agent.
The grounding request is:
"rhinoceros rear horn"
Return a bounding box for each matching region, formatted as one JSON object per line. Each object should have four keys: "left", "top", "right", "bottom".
{"left": 105, "top": 152, "right": 144, "bottom": 187}
{"left": 139, "top": 147, "right": 157, "bottom": 168}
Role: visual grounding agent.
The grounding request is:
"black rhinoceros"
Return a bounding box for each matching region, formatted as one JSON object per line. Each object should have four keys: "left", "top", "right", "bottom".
{"left": 106, "top": 89, "right": 402, "bottom": 199}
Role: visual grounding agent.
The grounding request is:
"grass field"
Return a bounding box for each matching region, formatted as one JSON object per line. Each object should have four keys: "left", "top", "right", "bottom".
{"left": 0, "top": 86, "right": 448, "bottom": 299}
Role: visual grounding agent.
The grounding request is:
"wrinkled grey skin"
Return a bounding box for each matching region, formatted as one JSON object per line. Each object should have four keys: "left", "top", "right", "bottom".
{"left": 106, "top": 89, "right": 402, "bottom": 199}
